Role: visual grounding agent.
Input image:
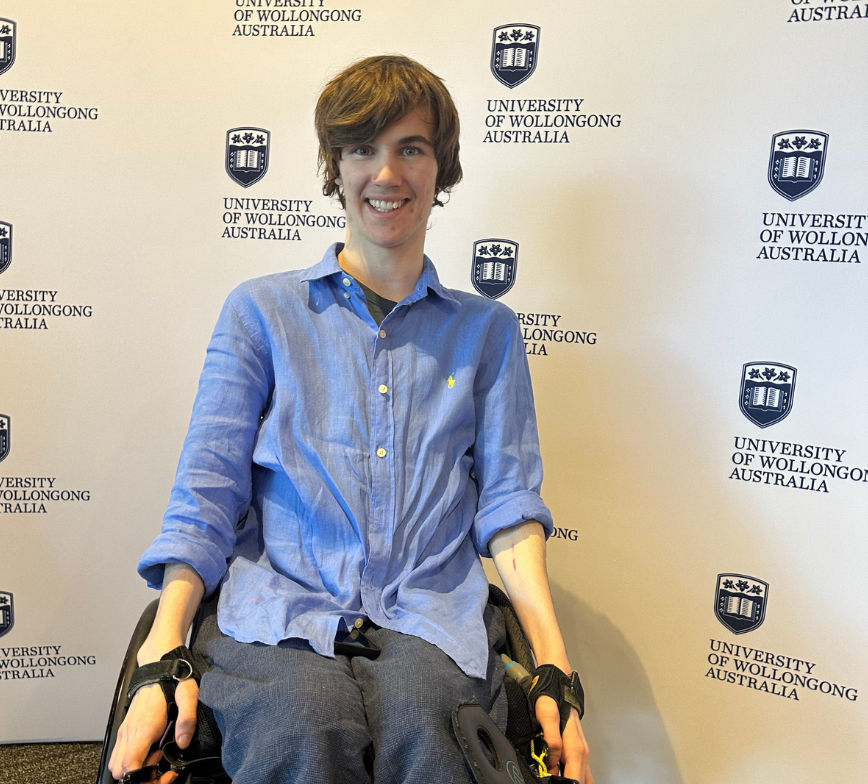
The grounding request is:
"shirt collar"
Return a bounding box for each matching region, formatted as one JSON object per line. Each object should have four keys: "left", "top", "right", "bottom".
{"left": 301, "top": 243, "right": 461, "bottom": 307}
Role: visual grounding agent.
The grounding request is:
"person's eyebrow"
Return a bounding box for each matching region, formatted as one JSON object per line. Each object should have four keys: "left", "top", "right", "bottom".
{"left": 398, "top": 135, "right": 435, "bottom": 147}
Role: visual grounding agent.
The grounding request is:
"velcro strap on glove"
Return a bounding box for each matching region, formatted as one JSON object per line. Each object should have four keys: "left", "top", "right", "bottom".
{"left": 126, "top": 645, "right": 201, "bottom": 710}
{"left": 528, "top": 664, "right": 583, "bottom": 732}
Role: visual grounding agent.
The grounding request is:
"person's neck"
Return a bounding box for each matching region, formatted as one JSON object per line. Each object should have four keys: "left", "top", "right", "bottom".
{"left": 338, "top": 240, "right": 425, "bottom": 302}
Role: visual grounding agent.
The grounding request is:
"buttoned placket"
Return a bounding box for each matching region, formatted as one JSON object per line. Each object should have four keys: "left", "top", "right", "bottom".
{"left": 360, "top": 302, "right": 415, "bottom": 619}
{"left": 334, "top": 272, "right": 387, "bottom": 625}
{"left": 332, "top": 272, "right": 424, "bottom": 619}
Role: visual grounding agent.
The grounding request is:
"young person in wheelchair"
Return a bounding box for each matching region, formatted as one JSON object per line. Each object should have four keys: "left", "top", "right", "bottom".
{"left": 109, "top": 55, "right": 593, "bottom": 784}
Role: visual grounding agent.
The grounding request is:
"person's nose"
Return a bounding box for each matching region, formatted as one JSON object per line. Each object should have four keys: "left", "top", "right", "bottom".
{"left": 372, "top": 153, "right": 402, "bottom": 187}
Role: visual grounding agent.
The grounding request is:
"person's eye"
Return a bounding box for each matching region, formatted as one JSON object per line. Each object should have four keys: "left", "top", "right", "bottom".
{"left": 353, "top": 145, "right": 372, "bottom": 156}
{"left": 403, "top": 146, "right": 421, "bottom": 157}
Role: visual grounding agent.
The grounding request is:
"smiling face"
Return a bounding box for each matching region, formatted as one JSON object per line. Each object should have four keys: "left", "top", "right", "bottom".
{"left": 336, "top": 108, "right": 438, "bottom": 257}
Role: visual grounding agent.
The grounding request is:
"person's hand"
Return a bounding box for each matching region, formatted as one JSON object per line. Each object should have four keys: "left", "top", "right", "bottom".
{"left": 108, "top": 676, "right": 198, "bottom": 783}
{"left": 534, "top": 695, "right": 593, "bottom": 784}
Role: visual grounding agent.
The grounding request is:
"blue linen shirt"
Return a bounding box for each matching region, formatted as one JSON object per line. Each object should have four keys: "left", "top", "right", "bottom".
{"left": 138, "top": 244, "right": 553, "bottom": 678}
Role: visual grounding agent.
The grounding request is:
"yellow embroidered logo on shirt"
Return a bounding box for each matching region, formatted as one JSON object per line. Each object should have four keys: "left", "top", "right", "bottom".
{"left": 448, "top": 375, "right": 455, "bottom": 389}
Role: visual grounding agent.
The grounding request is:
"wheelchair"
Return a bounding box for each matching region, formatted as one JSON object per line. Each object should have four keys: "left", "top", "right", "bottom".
{"left": 96, "top": 584, "right": 575, "bottom": 784}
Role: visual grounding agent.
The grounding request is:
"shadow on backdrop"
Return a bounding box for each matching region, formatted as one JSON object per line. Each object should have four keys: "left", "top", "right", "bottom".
{"left": 549, "top": 581, "right": 685, "bottom": 784}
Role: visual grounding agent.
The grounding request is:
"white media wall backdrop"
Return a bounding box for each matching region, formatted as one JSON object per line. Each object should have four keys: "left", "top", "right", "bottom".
{"left": 1, "top": 1, "right": 866, "bottom": 781}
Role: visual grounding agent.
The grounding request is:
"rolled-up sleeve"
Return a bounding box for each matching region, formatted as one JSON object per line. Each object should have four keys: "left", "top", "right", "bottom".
{"left": 138, "top": 286, "right": 273, "bottom": 595}
{"left": 470, "top": 312, "right": 553, "bottom": 557}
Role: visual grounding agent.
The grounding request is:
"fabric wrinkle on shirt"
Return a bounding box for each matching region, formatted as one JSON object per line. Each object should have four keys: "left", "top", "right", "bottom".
{"left": 138, "top": 243, "right": 553, "bottom": 679}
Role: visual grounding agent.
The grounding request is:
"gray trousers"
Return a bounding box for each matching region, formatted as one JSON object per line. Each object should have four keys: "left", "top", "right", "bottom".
{"left": 194, "top": 600, "right": 508, "bottom": 784}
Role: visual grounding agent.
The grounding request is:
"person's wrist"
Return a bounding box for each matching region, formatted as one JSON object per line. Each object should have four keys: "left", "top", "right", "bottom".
{"left": 535, "top": 658, "right": 572, "bottom": 676}
{"left": 137, "top": 638, "right": 186, "bottom": 666}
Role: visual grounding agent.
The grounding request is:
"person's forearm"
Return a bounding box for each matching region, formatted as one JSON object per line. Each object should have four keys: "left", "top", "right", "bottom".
{"left": 136, "top": 562, "right": 205, "bottom": 666}
{"left": 489, "top": 521, "right": 572, "bottom": 673}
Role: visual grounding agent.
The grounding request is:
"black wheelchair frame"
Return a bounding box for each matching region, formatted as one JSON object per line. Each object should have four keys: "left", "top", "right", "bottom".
{"left": 96, "top": 585, "right": 570, "bottom": 784}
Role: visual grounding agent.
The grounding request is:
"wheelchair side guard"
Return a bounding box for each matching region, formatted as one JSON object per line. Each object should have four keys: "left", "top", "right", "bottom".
{"left": 453, "top": 700, "right": 528, "bottom": 784}
{"left": 452, "top": 700, "right": 580, "bottom": 784}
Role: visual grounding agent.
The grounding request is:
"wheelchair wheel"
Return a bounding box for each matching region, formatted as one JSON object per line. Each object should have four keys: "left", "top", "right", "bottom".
{"left": 96, "top": 599, "right": 159, "bottom": 784}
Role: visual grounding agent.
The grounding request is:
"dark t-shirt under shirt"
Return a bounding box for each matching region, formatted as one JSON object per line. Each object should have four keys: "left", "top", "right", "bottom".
{"left": 357, "top": 280, "right": 397, "bottom": 326}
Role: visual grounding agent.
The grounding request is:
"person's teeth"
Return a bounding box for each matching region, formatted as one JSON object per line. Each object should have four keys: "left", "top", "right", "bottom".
{"left": 368, "top": 199, "right": 403, "bottom": 212}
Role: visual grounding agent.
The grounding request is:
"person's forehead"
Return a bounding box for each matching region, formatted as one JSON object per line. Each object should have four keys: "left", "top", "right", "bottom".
{"left": 374, "top": 108, "right": 435, "bottom": 144}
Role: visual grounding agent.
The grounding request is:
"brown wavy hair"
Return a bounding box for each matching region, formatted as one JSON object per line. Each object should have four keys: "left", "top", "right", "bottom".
{"left": 315, "top": 55, "right": 462, "bottom": 208}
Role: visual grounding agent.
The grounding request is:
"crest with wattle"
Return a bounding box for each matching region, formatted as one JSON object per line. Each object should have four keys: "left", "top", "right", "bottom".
{"left": 739, "top": 362, "right": 796, "bottom": 429}
{"left": 0, "top": 222, "right": 11, "bottom": 275}
{"left": 714, "top": 574, "right": 768, "bottom": 635}
{"left": 491, "top": 24, "right": 540, "bottom": 88}
{"left": 0, "top": 19, "right": 16, "bottom": 77}
{"left": 471, "top": 239, "right": 519, "bottom": 299}
{"left": 0, "top": 415, "right": 9, "bottom": 463}
{"left": 226, "top": 127, "right": 270, "bottom": 187}
{"left": 0, "top": 592, "right": 13, "bottom": 639}
{"left": 768, "top": 130, "right": 828, "bottom": 201}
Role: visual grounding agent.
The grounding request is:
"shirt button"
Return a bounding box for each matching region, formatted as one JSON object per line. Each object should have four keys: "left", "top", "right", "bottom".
{"left": 350, "top": 629, "right": 359, "bottom": 640}
{"left": 354, "top": 618, "right": 364, "bottom": 629}
{"left": 376, "top": 447, "right": 387, "bottom": 458}
{"left": 342, "top": 277, "right": 351, "bottom": 286}
{"left": 343, "top": 292, "right": 350, "bottom": 299}
{"left": 379, "top": 329, "right": 386, "bottom": 339}
{"left": 378, "top": 384, "right": 388, "bottom": 394}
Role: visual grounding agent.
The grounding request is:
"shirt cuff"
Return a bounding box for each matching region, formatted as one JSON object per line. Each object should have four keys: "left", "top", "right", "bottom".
{"left": 471, "top": 490, "right": 554, "bottom": 558}
{"left": 137, "top": 531, "right": 229, "bottom": 596}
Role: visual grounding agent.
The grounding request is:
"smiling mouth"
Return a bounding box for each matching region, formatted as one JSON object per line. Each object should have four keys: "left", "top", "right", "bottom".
{"left": 367, "top": 198, "right": 407, "bottom": 213}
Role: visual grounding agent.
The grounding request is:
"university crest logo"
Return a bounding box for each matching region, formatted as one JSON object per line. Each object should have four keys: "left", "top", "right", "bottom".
{"left": 0, "top": 221, "right": 11, "bottom": 275}
{"left": 472, "top": 239, "right": 518, "bottom": 299}
{"left": 491, "top": 24, "right": 540, "bottom": 88}
{"left": 768, "top": 130, "right": 828, "bottom": 201}
{"left": 0, "top": 592, "right": 13, "bottom": 638}
{"left": 0, "top": 414, "right": 8, "bottom": 462}
{"left": 226, "top": 127, "right": 270, "bottom": 187}
{"left": 739, "top": 362, "right": 796, "bottom": 429}
{"left": 0, "top": 19, "right": 15, "bottom": 77}
{"left": 715, "top": 574, "right": 768, "bottom": 635}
